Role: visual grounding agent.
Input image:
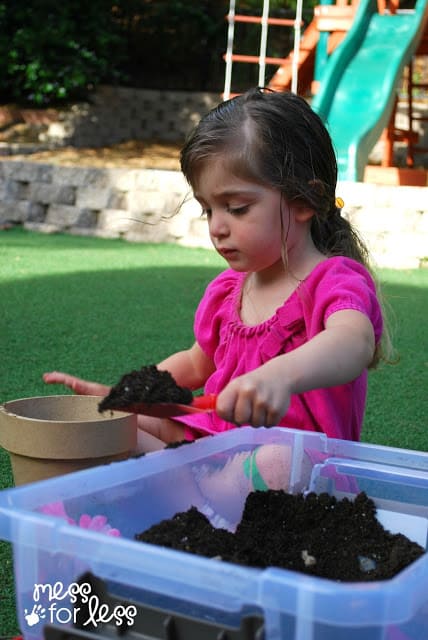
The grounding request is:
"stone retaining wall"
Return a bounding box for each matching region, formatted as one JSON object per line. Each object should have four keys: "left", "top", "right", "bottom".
{"left": 0, "top": 158, "right": 427, "bottom": 269}
{"left": 53, "top": 87, "right": 222, "bottom": 147}
{"left": 0, "top": 87, "right": 222, "bottom": 155}
{"left": 1, "top": 87, "right": 426, "bottom": 169}
{"left": 0, "top": 159, "right": 207, "bottom": 246}
{"left": 339, "top": 181, "right": 427, "bottom": 269}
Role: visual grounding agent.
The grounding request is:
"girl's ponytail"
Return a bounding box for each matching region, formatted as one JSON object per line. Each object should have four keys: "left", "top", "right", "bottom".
{"left": 311, "top": 202, "right": 371, "bottom": 267}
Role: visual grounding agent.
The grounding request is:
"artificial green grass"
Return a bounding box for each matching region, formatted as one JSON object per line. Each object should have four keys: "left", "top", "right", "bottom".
{"left": 0, "top": 228, "right": 427, "bottom": 635}
{"left": 363, "top": 268, "right": 428, "bottom": 450}
{"left": 0, "top": 228, "right": 224, "bottom": 635}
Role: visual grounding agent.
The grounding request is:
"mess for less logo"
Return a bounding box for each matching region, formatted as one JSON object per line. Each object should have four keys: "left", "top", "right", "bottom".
{"left": 24, "top": 581, "right": 137, "bottom": 628}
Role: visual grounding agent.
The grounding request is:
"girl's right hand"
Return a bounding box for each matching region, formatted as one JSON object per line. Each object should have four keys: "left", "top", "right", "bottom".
{"left": 43, "top": 371, "right": 111, "bottom": 397}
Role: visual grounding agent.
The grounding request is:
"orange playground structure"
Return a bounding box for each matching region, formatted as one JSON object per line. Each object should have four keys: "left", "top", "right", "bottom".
{"left": 224, "top": 0, "right": 428, "bottom": 184}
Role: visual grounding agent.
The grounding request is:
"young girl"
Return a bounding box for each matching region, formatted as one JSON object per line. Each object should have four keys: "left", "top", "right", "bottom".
{"left": 44, "top": 88, "right": 385, "bottom": 488}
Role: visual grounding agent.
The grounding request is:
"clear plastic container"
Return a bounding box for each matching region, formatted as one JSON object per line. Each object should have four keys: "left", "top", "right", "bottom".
{"left": 0, "top": 426, "right": 427, "bottom": 640}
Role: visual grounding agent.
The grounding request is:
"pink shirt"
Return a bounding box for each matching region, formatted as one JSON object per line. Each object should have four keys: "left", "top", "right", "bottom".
{"left": 179, "top": 256, "right": 383, "bottom": 442}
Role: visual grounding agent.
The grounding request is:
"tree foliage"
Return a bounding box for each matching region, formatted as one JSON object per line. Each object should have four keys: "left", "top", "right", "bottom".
{"left": 0, "top": 1, "right": 125, "bottom": 105}
{"left": 0, "top": 1, "right": 317, "bottom": 107}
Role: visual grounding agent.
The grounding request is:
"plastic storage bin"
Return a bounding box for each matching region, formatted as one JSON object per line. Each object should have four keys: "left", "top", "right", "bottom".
{"left": 0, "top": 426, "right": 427, "bottom": 640}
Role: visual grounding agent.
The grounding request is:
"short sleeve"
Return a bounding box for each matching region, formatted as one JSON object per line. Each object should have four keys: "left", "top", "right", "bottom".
{"left": 194, "top": 269, "right": 241, "bottom": 359}
{"left": 306, "top": 257, "right": 383, "bottom": 344}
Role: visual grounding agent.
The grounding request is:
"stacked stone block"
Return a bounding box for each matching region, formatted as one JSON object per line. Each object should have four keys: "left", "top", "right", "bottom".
{"left": 339, "top": 181, "right": 428, "bottom": 269}
{"left": 0, "top": 160, "right": 209, "bottom": 247}
{"left": 46, "top": 87, "right": 222, "bottom": 148}
{"left": 0, "top": 158, "right": 426, "bottom": 268}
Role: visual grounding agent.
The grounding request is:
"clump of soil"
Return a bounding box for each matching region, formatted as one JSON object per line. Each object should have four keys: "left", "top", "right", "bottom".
{"left": 136, "top": 491, "right": 425, "bottom": 582}
{"left": 98, "top": 365, "right": 193, "bottom": 413}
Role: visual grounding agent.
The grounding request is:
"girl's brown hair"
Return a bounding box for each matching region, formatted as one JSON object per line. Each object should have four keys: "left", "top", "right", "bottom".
{"left": 181, "top": 88, "right": 393, "bottom": 365}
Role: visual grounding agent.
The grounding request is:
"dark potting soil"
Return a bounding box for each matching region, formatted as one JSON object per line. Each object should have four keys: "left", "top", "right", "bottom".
{"left": 136, "top": 491, "right": 425, "bottom": 582}
{"left": 98, "top": 364, "right": 193, "bottom": 412}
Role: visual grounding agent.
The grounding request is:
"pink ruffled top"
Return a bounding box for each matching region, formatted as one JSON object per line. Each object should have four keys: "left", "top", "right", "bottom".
{"left": 179, "top": 256, "right": 383, "bottom": 442}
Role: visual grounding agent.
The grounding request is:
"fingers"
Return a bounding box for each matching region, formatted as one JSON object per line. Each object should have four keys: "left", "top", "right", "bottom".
{"left": 43, "top": 371, "right": 77, "bottom": 390}
{"left": 43, "top": 371, "right": 110, "bottom": 397}
{"left": 43, "top": 371, "right": 71, "bottom": 386}
{"left": 233, "top": 391, "right": 270, "bottom": 427}
{"left": 216, "top": 376, "right": 288, "bottom": 428}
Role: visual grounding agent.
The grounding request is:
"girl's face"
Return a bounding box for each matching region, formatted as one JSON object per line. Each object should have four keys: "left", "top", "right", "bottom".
{"left": 193, "top": 158, "right": 307, "bottom": 276}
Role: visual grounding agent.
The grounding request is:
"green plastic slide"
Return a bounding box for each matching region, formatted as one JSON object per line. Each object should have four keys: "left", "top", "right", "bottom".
{"left": 312, "top": 0, "right": 428, "bottom": 181}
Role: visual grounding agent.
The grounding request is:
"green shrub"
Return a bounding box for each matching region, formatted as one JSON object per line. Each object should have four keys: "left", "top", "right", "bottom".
{"left": 0, "top": 1, "right": 319, "bottom": 107}
{"left": 0, "top": 1, "right": 125, "bottom": 106}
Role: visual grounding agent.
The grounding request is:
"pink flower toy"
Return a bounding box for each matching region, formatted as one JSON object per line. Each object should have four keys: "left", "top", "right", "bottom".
{"left": 39, "top": 501, "right": 120, "bottom": 537}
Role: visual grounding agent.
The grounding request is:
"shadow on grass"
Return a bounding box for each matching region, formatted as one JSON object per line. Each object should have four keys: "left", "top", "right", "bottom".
{"left": 0, "top": 245, "right": 427, "bottom": 637}
{"left": 1, "top": 263, "right": 223, "bottom": 488}
{"left": 1, "top": 263, "right": 427, "bottom": 469}
{"left": 1, "top": 264, "right": 222, "bottom": 399}
{"left": 0, "top": 261, "right": 223, "bottom": 637}
{"left": 362, "top": 278, "right": 428, "bottom": 452}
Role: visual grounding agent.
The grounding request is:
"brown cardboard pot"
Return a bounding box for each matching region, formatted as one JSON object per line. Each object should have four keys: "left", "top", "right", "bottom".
{"left": 0, "top": 395, "right": 137, "bottom": 485}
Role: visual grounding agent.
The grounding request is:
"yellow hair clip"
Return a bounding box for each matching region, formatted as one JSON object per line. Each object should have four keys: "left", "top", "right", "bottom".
{"left": 335, "top": 197, "right": 345, "bottom": 209}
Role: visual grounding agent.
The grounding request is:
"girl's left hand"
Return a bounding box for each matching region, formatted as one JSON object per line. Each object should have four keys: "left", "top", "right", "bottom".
{"left": 216, "top": 362, "right": 291, "bottom": 427}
